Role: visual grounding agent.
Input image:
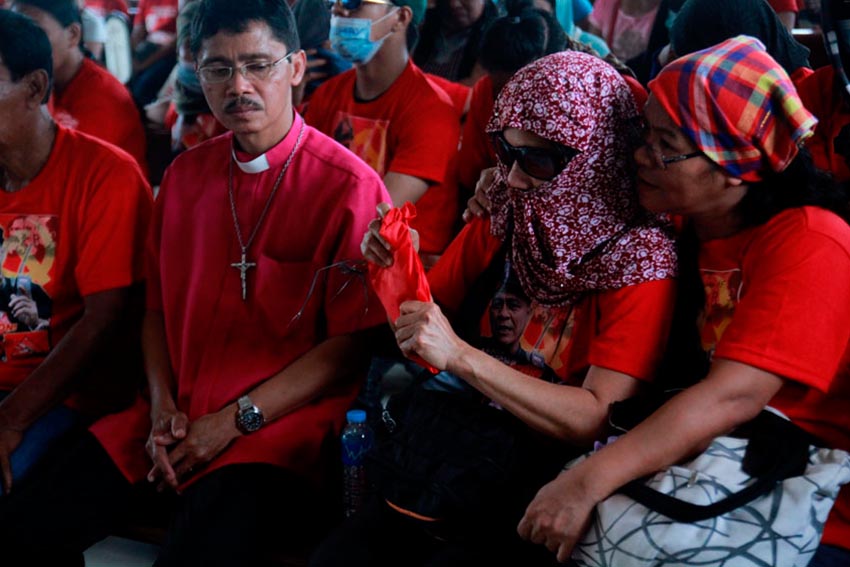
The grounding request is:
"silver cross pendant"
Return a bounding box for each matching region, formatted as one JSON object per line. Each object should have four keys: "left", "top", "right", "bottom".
{"left": 231, "top": 251, "right": 257, "bottom": 301}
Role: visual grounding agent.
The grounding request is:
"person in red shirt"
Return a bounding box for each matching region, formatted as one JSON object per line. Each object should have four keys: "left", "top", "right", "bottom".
{"left": 305, "top": 0, "right": 460, "bottom": 259}
{"left": 12, "top": 0, "right": 148, "bottom": 174}
{"left": 797, "top": 0, "right": 850, "bottom": 183}
{"left": 0, "top": 1, "right": 390, "bottom": 565}
{"left": 0, "top": 9, "right": 151, "bottom": 499}
{"left": 519, "top": 37, "right": 850, "bottom": 567}
{"left": 315, "top": 50, "right": 677, "bottom": 566}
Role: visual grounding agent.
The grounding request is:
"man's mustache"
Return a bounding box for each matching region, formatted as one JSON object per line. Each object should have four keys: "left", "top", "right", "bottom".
{"left": 224, "top": 97, "right": 263, "bottom": 112}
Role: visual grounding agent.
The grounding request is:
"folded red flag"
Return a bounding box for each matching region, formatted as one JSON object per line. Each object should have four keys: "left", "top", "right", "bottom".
{"left": 367, "top": 203, "right": 437, "bottom": 373}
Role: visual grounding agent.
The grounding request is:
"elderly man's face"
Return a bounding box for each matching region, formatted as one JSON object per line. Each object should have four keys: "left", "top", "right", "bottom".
{"left": 197, "top": 21, "right": 305, "bottom": 153}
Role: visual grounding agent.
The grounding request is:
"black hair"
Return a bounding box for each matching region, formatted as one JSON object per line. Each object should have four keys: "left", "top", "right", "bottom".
{"left": 737, "top": 149, "right": 850, "bottom": 229}
{"left": 414, "top": 0, "right": 499, "bottom": 81}
{"left": 479, "top": 8, "right": 556, "bottom": 74}
{"left": 190, "top": 0, "right": 300, "bottom": 56}
{"left": 0, "top": 9, "right": 53, "bottom": 103}
{"left": 14, "top": 0, "right": 81, "bottom": 27}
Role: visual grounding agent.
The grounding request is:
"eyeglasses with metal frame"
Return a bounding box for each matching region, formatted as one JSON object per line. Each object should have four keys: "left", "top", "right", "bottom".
{"left": 197, "top": 51, "right": 295, "bottom": 84}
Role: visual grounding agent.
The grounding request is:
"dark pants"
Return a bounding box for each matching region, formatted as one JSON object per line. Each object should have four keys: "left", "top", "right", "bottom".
{"left": 310, "top": 497, "right": 560, "bottom": 567}
{"left": 0, "top": 431, "right": 325, "bottom": 567}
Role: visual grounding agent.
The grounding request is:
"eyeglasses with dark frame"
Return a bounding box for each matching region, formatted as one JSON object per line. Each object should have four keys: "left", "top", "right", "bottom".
{"left": 630, "top": 116, "right": 704, "bottom": 169}
{"left": 197, "top": 51, "right": 295, "bottom": 84}
{"left": 325, "top": 0, "right": 394, "bottom": 10}
{"left": 489, "top": 131, "right": 580, "bottom": 181}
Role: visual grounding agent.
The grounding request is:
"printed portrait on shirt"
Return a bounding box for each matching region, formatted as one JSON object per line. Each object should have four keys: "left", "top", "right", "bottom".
{"left": 331, "top": 112, "right": 390, "bottom": 176}
{"left": 698, "top": 268, "right": 743, "bottom": 358}
{"left": 478, "top": 266, "right": 570, "bottom": 382}
{"left": 0, "top": 214, "right": 57, "bottom": 361}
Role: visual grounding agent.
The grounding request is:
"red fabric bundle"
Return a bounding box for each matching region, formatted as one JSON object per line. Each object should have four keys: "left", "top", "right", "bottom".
{"left": 367, "top": 203, "right": 437, "bottom": 373}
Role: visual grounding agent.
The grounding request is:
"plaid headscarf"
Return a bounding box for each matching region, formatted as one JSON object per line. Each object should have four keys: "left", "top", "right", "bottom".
{"left": 649, "top": 35, "right": 818, "bottom": 182}
{"left": 486, "top": 51, "right": 677, "bottom": 307}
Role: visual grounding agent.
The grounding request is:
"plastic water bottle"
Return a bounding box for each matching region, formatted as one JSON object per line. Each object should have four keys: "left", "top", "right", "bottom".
{"left": 341, "top": 409, "right": 374, "bottom": 517}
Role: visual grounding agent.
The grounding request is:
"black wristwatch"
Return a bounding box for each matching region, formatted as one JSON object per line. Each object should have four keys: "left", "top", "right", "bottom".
{"left": 235, "top": 395, "right": 264, "bottom": 434}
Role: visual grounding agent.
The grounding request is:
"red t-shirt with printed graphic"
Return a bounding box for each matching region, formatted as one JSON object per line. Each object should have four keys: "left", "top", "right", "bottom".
{"left": 427, "top": 218, "right": 675, "bottom": 383}
{"left": 698, "top": 206, "right": 850, "bottom": 550}
{"left": 0, "top": 126, "right": 152, "bottom": 415}
{"left": 50, "top": 58, "right": 147, "bottom": 174}
{"left": 305, "top": 61, "right": 461, "bottom": 255}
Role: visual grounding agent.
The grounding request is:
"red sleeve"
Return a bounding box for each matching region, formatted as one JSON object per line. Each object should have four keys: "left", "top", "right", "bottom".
{"left": 144, "top": 167, "right": 168, "bottom": 312}
{"left": 74, "top": 149, "right": 152, "bottom": 296}
{"left": 427, "top": 217, "right": 503, "bottom": 312}
{"left": 457, "top": 76, "right": 496, "bottom": 192}
{"left": 324, "top": 174, "right": 393, "bottom": 337}
{"left": 425, "top": 73, "right": 471, "bottom": 118}
{"left": 715, "top": 209, "right": 850, "bottom": 391}
{"left": 797, "top": 66, "right": 850, "bottom": 182}
{"left": 622, "top": 75, "right": 648, "bottom": 110}
{"left": 385, "top": 80, "right": 460, "bottom": 186}
{"left": 767, "top": 0, "right": 798, "bottom": 12}
{"left": 584, "top": 279, "right": 676, "bottom": 381}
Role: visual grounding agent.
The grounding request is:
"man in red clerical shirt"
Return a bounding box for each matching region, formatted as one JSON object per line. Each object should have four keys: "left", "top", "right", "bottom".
{"left": 0, "top": 0, "right": 390, "bottom": 565}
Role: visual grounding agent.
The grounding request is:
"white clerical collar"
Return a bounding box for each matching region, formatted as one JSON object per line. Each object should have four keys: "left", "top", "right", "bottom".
{"left": 232, "top": 149, "right": 270, "bottom": 173}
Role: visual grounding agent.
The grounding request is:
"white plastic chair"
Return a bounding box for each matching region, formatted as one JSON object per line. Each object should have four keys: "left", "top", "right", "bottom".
{"left": 104, "top": 11, "right": 133, "bottom": 84}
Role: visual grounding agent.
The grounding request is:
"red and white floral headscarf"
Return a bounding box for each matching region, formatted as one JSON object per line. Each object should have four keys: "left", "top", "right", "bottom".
{"left": 487, "top": 51, "right": 677, "bottom": 307}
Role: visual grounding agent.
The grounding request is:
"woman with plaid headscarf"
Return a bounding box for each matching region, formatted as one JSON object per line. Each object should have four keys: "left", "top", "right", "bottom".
{"left": 519, "top": 35, "right": 850, "bottom": 567}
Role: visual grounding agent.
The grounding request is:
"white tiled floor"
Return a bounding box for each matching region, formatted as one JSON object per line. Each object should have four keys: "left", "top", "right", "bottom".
{"left": 84, "top": 536, "right": 160, "bottom": 567}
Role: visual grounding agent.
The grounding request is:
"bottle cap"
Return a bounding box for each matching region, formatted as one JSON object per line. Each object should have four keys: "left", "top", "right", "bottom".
{"left": 346, "top": 409, "right": 367, "bottom": 424}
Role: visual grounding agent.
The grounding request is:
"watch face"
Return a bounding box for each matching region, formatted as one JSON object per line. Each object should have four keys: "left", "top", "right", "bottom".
{"left": 238, "top": 409, "right": 263, "bottom": 433}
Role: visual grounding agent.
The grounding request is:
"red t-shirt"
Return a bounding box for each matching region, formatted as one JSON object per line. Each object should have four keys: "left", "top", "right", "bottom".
{"left": 425, "top": 73, "right": 472, "bottom": 119}
{"left": 305, "top": 61, "right": 461, "bottom": 254}
{"left": 0, "top": 126, "right": 152, "bottom": 415}
{"left": 84, "top": 0, "right": 129, "bottom": 17}
{"left": 797, "top": 66, "right": 850, "bottom": 183}
{"left": 457, "top": 75, "right": 496, "bottom": 194}
{"left": 91, "top": 116, "right": 391, "bottom": 487}
{"left": 428, "top": 218, "right": 675, "bottom": 383}
{"left": 134, "top": 0, "right": 178, "bottom": 37}
{"left": 50, "top": 58, "right": 147, "bottom": 175}
{"left": 698, "top": 206, "right": 850, "bottom": 549}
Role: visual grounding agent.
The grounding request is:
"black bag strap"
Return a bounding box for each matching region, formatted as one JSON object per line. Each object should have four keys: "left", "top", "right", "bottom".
{"left": 619, "top": 466, "right": 785, "bottom": 523}
{"left": 617, "top": 409, "right": 819, "bottom": 523}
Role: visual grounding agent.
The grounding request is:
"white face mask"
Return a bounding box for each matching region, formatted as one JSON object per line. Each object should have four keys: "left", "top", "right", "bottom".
{"left": 329, "top": 10, "right": 398, "bottom": 65}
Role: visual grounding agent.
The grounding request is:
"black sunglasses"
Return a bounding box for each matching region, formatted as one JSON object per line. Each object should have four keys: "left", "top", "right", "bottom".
{"left": 489, "top": 131, "right": 579, "bottom": 181}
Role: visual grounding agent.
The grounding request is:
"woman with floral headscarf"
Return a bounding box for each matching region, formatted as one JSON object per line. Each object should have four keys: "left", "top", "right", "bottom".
{"left": 519, "top": 36, "right": 850, "bottom": 567}
{"left": 318, "top": 51, "right": 678, "bottom": 566}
